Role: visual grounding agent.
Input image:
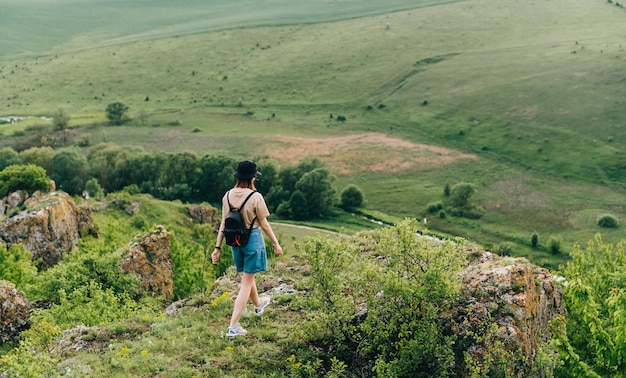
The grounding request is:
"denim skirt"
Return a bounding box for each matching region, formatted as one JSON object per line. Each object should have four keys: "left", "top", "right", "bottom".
{"left": 231, "top": 228, "right": 267, "bottom": 274}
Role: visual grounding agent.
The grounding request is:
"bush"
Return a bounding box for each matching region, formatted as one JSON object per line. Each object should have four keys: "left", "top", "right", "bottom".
{"left": 0, "top": 164, "right": 50, "bottom": 197}
{"left": 297, "top": 219, "right": 467, "bottom": 376}
{"left": 493, "top": 242, "right": 514, "bottom": 256}
{"left": 426, "top": 201, "right": 443, "bottom": 214}
{"left": 597, "top": 214, "right": 618, "bottom": 228}
{"left": 531, "top": 232, "right": 539, "bottom": 248}
{"left": 554, "top": 235, "right": 626, "bottom": 376}
{"left": 0, "top": 243, "right": 37, "bottom": 289}
{"left": 449, "top": 182, "right": 475, "bottom": 207}
{"left": 547, "top": 236, "right": 562, "bottom": 255}
{"left": 85, "top": 178, "right": 105, "bottom": 199}
{"left": 105, "top": 102, "right": 130, "bottom": 125}
{"left": 340, "top": 184, "right": 364, "bottom": 209}
{"left": 52, "top": 108, "right": 70, "bottom": 130}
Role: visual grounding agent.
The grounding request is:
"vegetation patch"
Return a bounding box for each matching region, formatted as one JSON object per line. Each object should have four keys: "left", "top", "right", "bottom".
{"left": 261, "top": 133, "right": 478, "bottom": 175}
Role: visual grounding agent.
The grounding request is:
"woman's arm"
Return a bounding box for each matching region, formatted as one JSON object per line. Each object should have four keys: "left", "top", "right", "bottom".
{"left": 258, "top": 217, "right": 283, "bottom": 256}
{"left": 211, "top": 219, "right": 226, "bottom": 264}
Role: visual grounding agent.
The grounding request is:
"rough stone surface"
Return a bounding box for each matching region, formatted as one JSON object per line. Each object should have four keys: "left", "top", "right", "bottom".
{"left": 0, "top": 191, "right": 99, "bottom": 269}
{"left": 0, "top": 280, "right": 30, "bottom": 343}
{"left": 120, "top": 225, "right": 174, "bottom": 302}
{"left": 188, "top": 204, "right": 220, "bottom": 230}
{"left": 449, "top": 251, "right": 565, "bottom": 376}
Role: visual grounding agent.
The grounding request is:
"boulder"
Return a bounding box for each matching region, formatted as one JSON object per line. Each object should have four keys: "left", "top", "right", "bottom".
{"left": 0, "top": 191, "right": 98, "bottom": 269}
{"left": 449, "top": 251, "right": 565, "bottom": 376}
{"left": 0, "top": 280, "right": 30, "bottom": 343}
{"left": 188, "top": 204, "right": 220, "bottom": 229}
{"left": 120, "top": 225, "right": 174, "bottom": 302}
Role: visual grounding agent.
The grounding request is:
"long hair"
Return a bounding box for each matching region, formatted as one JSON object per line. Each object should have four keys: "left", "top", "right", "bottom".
{"left": 235, "top": 177, "right": 256, "bottom": 190}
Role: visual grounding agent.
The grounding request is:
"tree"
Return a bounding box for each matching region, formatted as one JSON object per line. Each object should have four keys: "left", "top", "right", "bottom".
{"left": 20, "top": 146, "right": 54, "bottom": 174}
{"left": 84, "top": 178, "right": 104, "bottom": 199}
{"left": 293, "top": 168, "right": 336, "bottom": 218}
{"left": 50, "top": 148, "right": 88, "bottom": 195}
{"left": 0, "top": 147, "right": 23, "bottom": 171}
{"left": 531, "top": 232, "right": 539, "bottom": 248}
{"left": 449, "top": 182, "right": 475, "bottom": 207}
{"left": 0, "top": 164, "right": 50, "bottom": 197}
{"left": 279, "top": 158, "right": 325, "bottom": 194}
{"left": 52, "top": 108, "right": 70, "bottom": 130}
{"left": 87, "top": 143, "right": 137, "bottom": 192}
{"left": 288, "top": 190, "right": 309, "bottom": 220}
{"left": 193, "top": 155, "right": 238, "bottom": 203}
{"left": 254, "top": 160, "right": 279, "bottom": 195}
{"left": 105, "top": 102, "right": 130, "bottom": 125}
{"left": 340, "top": 184, "right": 364, "bottom": 209}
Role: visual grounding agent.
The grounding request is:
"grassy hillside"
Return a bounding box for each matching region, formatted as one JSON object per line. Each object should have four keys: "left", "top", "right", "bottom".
{"left": 0, "top": 0, "right": 448, "bottom": 58}
{"left": 1, "top": 0, "right": 626, "bottom": 268}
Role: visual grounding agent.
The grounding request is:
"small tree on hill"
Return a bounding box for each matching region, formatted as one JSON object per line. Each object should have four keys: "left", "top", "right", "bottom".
{"left": 105, "top": 102, "right": 130, "bottom": 125}
{"left": 53, "top": 108, "right": 70, "bottom": 130}
{"left": 340, "top": 184, "right": 364, "bottom": 210}
{"left": 449, "top": 182, "right": 475, "bottom": 207}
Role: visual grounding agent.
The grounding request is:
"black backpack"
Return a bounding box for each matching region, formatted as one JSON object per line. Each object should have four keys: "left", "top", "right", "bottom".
{"left": 223, "top": 190, "right": 257, "bottom": 247}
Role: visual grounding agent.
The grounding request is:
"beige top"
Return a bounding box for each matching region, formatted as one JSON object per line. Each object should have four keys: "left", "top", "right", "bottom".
{"left": 221, "top": 188, "right": 270, "bottom": 229}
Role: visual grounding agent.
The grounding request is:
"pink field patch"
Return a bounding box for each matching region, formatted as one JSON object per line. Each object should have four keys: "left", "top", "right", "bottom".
{"left": 260, "top": 133, "right": 478, "bottom": 175}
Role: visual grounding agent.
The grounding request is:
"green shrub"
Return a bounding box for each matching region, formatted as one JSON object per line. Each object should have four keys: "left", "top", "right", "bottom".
{"left": 340, "top": 184, "right": 364, "bottom": 209}
{"left": 0, "top": 320, "right": 60, "bottom": 377}
{"left": 31, "top": 281, "right": 161, "bottom": 329}
{"left": 85, "top": 177, "right": 105, "bottom": 199}
{"left": 547, "top": 236, "right": 562, "bottom": 255}
{"left": 493, "top": 242, "right": 514, "bottom": 256}
{"left": 0, "top": 164, "right": 50, "bottom": 197}
{"left": 597, "top": 214, "right": 618, "bottom": 228}
{"left": 554, "top": 236, "right": 626, "bottom": 377}
{"left": 25, "top": 240, "right": 140, "bottom": 302}
{"left": 426, "top": 201, "right": 443, "bottom": 213}
{"left": 0, "top": 244, "right": 37, "bottom": 289}
{"left": 531, "top": 232, "right": 539, "bottom": 248}
{"left": 105, "top": 102, "right": 130, "bottom": 125}
{"left": 297, "top": 219, "right": 467, "bottom": 376}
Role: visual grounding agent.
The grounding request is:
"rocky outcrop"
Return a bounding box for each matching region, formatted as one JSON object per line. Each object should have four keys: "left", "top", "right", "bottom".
{"left": 120, "top": 225, "right": 174, "bottom": 302}
{"left": 0, "top": 191, "right": 99, "bottom": 269}
{"left": 0, "top": 280, "right": 30, "bottom": 343}
{"left": 188, "top": 204, "right": 220, "bottom": 230}
{"left": 449, "top": 251, "right": 565, "bottom": 376}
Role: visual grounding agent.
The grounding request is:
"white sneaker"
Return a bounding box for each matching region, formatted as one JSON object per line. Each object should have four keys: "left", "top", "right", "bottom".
{"left": 226, "top": 324, "right": 247, "bottom": 338}
{"left": 254, "top": 296, "right": 271, "bottom": 316}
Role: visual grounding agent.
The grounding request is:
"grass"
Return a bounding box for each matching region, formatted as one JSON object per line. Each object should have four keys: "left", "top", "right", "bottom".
{"left": 1, "top": 0, "right": 626, "bottom": 267}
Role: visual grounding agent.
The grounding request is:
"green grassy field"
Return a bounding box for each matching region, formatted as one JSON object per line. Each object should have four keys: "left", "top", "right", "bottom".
{"left": 1, "top": 0, "right": 626, "bottom": 269}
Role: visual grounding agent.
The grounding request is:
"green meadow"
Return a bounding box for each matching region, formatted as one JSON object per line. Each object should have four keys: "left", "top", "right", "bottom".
{"left": 1, "top": 0, "right": 626, "bottom": 268}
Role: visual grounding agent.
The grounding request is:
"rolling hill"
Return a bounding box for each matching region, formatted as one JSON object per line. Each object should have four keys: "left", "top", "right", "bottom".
{"left": 1, "top": 0, "right": 625, "bottom": 267}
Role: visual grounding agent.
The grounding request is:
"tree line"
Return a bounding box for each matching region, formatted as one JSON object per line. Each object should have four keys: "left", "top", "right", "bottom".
{"left": 0, "top": 145, "right": 363, "bottom": 220}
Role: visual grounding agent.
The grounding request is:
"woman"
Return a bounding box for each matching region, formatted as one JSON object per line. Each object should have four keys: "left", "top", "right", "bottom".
{"left": 211, "top": 160, "right": 283, "bottom": 337}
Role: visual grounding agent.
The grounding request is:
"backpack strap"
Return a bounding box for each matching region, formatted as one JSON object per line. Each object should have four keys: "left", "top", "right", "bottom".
{"left": 240, "top": 191, "right": 258, "bottom": 230}
{"left": 227, "top": 190, "right": 258, "bottom": 228}
{"left": 226, "top": 190, "right": 257, "bottom": 211}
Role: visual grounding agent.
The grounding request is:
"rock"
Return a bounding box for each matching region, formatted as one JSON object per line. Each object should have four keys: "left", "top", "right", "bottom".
{"left": 0, "top": 280, "right": 30, "bottom": 343}
{"left": 188, "top": 204, "right": 220, "bottom": 229}
{"left": 77, "top": 203, "right": 99, "bottom": 238}
{"left": 0, "top": 191, "right": 98, "bottom": 269}
{"left": 120, "top": 225, "right": 174, "bottom": 302}
{"left": 449, "top": 251, "right": 565, "bottom": 375}
{"left": 6, "top": 191, "right": 25, "bottom": 210}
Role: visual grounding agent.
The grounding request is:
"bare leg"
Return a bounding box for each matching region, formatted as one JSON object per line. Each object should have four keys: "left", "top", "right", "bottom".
{"left": 230, "top": 273, "right": 258, "bottom": 328}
